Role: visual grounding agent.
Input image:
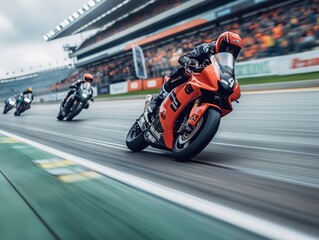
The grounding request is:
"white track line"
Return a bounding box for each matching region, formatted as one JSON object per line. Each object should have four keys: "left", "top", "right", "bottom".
{"left": 4, "top": 124, "right": 319, "bottom": 187}
{"left": 242, "top": 87, "right": 319, "bottom": 94}
{"left": 0, "top": 129, "right": 317, "bottom": 240}
{"left": 210, "top": 142, "right": 319, "bottom": 157}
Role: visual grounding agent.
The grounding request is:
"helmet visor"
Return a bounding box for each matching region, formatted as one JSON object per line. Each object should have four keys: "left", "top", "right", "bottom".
{"left": 219, "top": 40, "right": 241, "bottom": 60}
{"left": 84, "top": 76, "right": 93, "bottom": 83}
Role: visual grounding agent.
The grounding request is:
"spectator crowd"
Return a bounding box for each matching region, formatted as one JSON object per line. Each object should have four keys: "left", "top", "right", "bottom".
{"left": 50, "top": 0, "right": 319, "bottom": 93}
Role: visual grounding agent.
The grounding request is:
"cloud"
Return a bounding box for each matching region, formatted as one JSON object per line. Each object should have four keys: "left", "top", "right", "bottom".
{"left": 0, "top": 14, "right": 17, "bottom": 37}
{"left": 0, "top": 0, "right": 90, "bottom": 78}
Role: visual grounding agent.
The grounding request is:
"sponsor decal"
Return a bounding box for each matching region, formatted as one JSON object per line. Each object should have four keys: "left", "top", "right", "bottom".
{"left": 130, "top": 82, "right": 138, "bottom": 89}
{"left": 145, "top": 132, "right": 156, "bottom": 143}
{"left": 236, "top": 61, "right": 272, "bottom": 77}
{"left": 149, "top": 125, "right": 161, "bottom": 140}
{"left": 185, "top": 84, "right": 194, "bottom": 94}
{"left": 147, "top": 80, "right": 157, "bottom": 88}
{"left": 203, "top": 43, "right": 209, "bottom": 53}
{"left": 190, "top": 114, "right": 199, "bottom": 122}
{"left": 169, "top": 91, "right": 181, "bottom": 112}
{"left": 233, "top": 39, "right": 240, "bottom": 44}
{"left": 291, "top": 57, "right": 319, "bottom": 69}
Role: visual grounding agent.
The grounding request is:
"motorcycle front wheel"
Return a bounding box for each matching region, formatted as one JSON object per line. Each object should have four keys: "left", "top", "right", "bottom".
{"left": 66, "top": 103, "right": 83, "bottom": 121}
{"left": 3, "top": 105, "right": 8, "bottom": 114}
{"left": 126, "top": 121, "right": 149, "bottom": 152}
{"left": 172, "top": 108, "right": 220, "bottom": 162}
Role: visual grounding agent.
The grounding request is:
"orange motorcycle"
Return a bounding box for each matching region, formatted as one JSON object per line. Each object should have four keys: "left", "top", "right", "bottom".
{"left": 126, "top": 52, "right": 241, "bottom": 161}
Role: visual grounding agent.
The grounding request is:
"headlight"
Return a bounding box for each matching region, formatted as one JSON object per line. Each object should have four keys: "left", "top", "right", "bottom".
{"left": 24, "top": 98, "right": 31, "bottom": 103}
{"left": 82, "top": 93, "right": 88, "bottom": 98}
{"left": 9, "top": 100, "right": 15, "bottom": 105}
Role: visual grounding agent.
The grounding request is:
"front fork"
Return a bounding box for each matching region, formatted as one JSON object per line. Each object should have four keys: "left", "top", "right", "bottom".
{"left": 187, "top": 98, "right": 205, "bottom": 127}
{"left": 187, "top": 99, "right": 222, "bottom": 127}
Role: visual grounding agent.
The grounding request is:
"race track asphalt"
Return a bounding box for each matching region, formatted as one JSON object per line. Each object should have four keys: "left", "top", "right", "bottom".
{"left": 1, "top": 89, "right": 318, "bottom": 237}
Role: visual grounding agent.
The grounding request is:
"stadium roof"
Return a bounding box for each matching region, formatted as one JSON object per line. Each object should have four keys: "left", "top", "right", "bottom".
{"left": 44, "top": 0, "right": 152, "bottom": 41}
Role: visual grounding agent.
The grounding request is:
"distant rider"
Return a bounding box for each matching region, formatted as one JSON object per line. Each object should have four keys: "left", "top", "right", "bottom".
{"left": 18, "top": 87, "right": 34, "bottom": 109}
{"left": 61, "top": 73, "right": 94, "bottom": 109}
{"left": 148, "top": 31, "right": 243, "bottom": 114}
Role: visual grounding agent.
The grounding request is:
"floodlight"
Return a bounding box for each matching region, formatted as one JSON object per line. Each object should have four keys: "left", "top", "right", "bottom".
{"left": 88, "top": 0, "right": 95, "bottom": 7}
{"left": 50, "top": 30, "right": 55, "bottom": 35}
{"left": 43, "top": 35, "right": 49, "bottom": 41}
{"left": 56, "top": 26, "right": 61, "bottom": 31}
{"left": 78, "top": 9, "right": 84, "bottom": 14}
{"left": 64, "top": 19, "right": 70, "bottom": 25}
{"left": 84, "top": 4, "right": 90, "bottom": 10}
{"left": 73, "top": 12, "right": 79, "bottom": 18}
{"left": 68, "top": 16, "right": 74, "bottom": 22}
{"left": 61, "top": 22, "right": 66, "bottom": 28}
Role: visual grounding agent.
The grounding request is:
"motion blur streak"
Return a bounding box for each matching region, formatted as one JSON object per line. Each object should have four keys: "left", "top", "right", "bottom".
{"left": 0, "top": 129, "right": 317, "bottom": 240}
{"left": 0, "top": 89, "right": 318, "bottom": 238}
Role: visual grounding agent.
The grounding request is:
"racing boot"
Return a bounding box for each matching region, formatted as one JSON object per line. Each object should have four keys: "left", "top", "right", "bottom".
{"left": 144, "top": 86, "right": 169, "bottom": 124}
{"left": 147, "top": 85, "right": 169, "bottom": 114}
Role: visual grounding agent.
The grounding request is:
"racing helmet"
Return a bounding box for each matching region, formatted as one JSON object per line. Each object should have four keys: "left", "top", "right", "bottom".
{"left": 215, "top": 31, "right": 242, "bottom": 60}
{"left": 83, "top": 73, "right": 94, "bottom": 83}
{"left": 27, "top": 87, "right": 33, "bottom": 93}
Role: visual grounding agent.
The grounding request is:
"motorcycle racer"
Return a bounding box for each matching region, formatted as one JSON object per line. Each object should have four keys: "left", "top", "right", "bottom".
{"left": 18, "top": 87, "right": 34, "bottom": 109}
{"left": 61, "top": 73, "right": 94, "bottom": 109}
{"left": 148, "top": 31, "right": 242, "bottom": 114}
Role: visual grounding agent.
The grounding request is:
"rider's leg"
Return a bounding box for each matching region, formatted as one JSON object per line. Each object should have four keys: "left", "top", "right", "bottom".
{"left": 148, "top": 67, "right": 191, "bottom": 113}
{"left": 61, "top": 90, "right": 74, "bottom": 107}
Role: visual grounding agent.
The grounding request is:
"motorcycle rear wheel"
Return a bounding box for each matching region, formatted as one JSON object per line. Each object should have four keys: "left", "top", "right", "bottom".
{"left": 173, "top": 108, "right": 220, "bottom": 162}
{"left": 126, "top": 121, "right": 149, "bottom": 152}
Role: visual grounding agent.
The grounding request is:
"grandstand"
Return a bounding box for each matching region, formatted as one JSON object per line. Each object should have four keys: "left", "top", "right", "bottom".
{"left": 2, "top": 0, "right": 318, "bottom": 99}
{"left": 0, "top": 67, "right": 76, "bottom": 101}
{"left": 46, "top": 0, "right": 318, "bottom": 93}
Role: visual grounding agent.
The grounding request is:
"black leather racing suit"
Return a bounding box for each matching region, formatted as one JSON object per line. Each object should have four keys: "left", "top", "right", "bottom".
{"left": 163, "top": 42, "right": 215, "bottom": 92}
{"left": 62, "top": 80, "right": 94, "bottom": 108}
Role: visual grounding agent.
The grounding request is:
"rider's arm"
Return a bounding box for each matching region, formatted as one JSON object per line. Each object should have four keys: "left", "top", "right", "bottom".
{"left": 70, "top": 80, "right": 82, "bottom": 89}
{"left": 90, "top": 88, "right": 94, "bottom": 102}
{"left": 178, "top": 43, "right": 214, "bottom": 66}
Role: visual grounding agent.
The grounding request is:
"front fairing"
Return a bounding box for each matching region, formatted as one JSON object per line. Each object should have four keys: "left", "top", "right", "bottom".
{"left": 197, "top": 52, "right": 240, "bottom": 116}
{"left": 8, "top": 97, "right": 16, "bottom": 105}
{"left": 23, "top": 93, "right": 32, "bottom": 104}
{"left": 210, "top": 52, "right": 237, "bottom": 91}
{"left": 78, "top": 83, "right": 93, "bottom": 102}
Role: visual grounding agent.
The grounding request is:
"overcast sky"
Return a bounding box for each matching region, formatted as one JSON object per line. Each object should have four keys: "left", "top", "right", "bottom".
{"left": 0, "top": 0, "right": 95, "bottom": 79}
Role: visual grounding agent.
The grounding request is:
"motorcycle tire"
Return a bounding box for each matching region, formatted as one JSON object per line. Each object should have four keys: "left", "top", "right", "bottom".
{"left": 57, "top": 111, "right": 64, "bottom": 121}
{"left": 126, "top": 121, "right": 149, "bottom": 152}
{"left": 66, "top": 104, "right": 82, "bottom": 121}
{"left": 172, "top": 108, "right": 220, "bottom": 162}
